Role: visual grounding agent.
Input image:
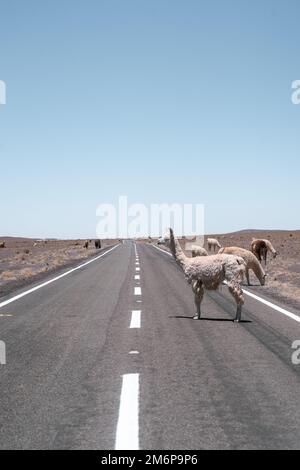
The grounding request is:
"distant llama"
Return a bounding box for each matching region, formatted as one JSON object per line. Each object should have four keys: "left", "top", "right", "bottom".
{"left": 219, "top": 246, "right": 266, "bottom": 286}
{"left": 207, "top": 238, "right": 222, "bottom": 252}
{"left": 251, "top": 238, "right": 277, "bottom": 265}
{"left": 95, "top": 239, "right": 101, "bottom": 249}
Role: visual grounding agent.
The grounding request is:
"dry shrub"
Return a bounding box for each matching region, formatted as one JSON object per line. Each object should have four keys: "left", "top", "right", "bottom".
{"left": 19, "top": 268, "right": 34, "bottom": 279}
{"left": 0, "top": 271, "right": 18, "bottom": 281}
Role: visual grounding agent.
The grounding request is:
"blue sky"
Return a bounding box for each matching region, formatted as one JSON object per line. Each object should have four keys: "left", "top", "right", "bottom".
{"left": 0, "top": 0, "right": 299, "bottom": 238}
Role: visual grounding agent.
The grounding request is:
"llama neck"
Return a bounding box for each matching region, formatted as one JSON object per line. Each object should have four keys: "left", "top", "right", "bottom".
{"left": 253, "top": 258, "right": 266, "bottom": 283}
{"left": 170, "top": 231, "right": 188, "bottom": 269}
{"left": 265, "top": 240, "right": 276, "bottom": 255}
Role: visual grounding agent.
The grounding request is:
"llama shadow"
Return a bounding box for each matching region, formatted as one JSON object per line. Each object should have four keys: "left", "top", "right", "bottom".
{"left": 244, "top": 283, "right": 262, "bottom": 287}
{"left": 169, "top": 315, "right": 252, "bottom": 323}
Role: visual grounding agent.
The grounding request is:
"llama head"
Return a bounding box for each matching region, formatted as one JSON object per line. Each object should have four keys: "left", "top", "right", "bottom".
{"left": 261, "top": 273, "right": 267, "bottom": 286}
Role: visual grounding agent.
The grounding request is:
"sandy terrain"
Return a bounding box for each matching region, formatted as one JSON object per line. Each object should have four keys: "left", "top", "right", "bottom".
{"left": 0, "top": 237, "right": 118, "bottom": 299}
{"left": 143, "top": 230, "right": 300, "bottom": 312}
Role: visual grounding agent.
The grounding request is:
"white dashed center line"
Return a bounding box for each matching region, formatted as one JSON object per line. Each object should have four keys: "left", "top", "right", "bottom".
{"left": 130, "top": 310, "right": 141, "bottom": 328}
{"left": 134, "top": 287, "right": 142, "bottom": 296}
{"left": 115, "top": 243, "right": 141, "bottom": 450}
{"left": 115, "top": 373, "right": 139, "bottom": 450}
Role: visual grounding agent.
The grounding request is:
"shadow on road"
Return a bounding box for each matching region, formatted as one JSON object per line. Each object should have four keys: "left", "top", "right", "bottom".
{"left": 169, "top": 315, "right": 252, "bottom": 323}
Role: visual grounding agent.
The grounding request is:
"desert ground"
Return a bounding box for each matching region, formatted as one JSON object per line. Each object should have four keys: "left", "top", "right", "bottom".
{"left": 145, "top": 230, "right": 300, "bottom": 312}
{"left": 0, "top": 237, "right": 118, "bottom": 298}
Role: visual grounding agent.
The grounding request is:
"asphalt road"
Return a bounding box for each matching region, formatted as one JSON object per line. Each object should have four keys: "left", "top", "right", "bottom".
{"left": 0, "top": 241, "right": 300, "bottom": 449}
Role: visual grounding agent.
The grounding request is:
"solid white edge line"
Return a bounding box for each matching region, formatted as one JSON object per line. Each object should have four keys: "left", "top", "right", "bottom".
{"left": 115, "top": 373, "right": 139, "bottom": 450}
{"left": 151, "top": 244, "right": 172, "bottom": 256}
{"left": 243, "top": 288, "right": 300, "bottom": 323}
{"left": 130, "top": 310, "right": 141, "bottom": 328}
{"left": 151, "top": 244, "right": 300, "bottom": 324}
{"left": 0, "top": 244, "right": 120, "bottom": 309}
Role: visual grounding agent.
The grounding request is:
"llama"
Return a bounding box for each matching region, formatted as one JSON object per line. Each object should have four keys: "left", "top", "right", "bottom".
{"left": 84, "top": 241, "right": 89, "bottom": 249}
{"left": 162, "top": 229, "right": 246, "bottom": 322}
{"left": 207, "top": 237, "right": 222, "bottom": 252}
{"left": 251, "top": 238, "right": 277, "bottom": 265}
{"left": 219, "top": 246, "right": 266, "bottom": 286}
{"left": 95, "top": 239, "right": 101, "bottom": 249}
{"left": 190, "top": 245, "right": 208, "bottom": 257}
{"left": 0, "top": 241, "right": 5, "bottom": 248}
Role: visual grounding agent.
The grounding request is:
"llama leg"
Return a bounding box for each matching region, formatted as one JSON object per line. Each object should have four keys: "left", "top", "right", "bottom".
{"left": 246, "top": 268, "right": 250, "bottom": 286}
{"left": 193, "top": 283, "right": 204, "bottom": 320}
{"left": 254, "top": 250, "right": 260, "bottom": 262}
{"left": 235, "top": 304, "right": 242, "bottom": 322}
{"left": 193, "top": 294, "right": 201, "bottom": 320}
{"left": 227, "top": 280, "right": 244, "bottom": 322}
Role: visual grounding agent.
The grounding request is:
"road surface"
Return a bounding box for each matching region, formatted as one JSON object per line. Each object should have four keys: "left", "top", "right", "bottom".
{"left": 0, "top": 241, "right": 299, "bottom": 449}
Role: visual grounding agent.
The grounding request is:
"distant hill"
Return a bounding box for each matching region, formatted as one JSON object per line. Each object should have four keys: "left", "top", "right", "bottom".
{"left": 207, "top": 228, "right": 300, "bottom": 236}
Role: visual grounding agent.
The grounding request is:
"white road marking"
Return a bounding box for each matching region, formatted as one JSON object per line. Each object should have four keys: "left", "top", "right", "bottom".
{"left": 134, "top": 287, "right": 142, "bottom": 296}
{"left": 151, "top": 244, "right": 300, "bottom": 324}
{"left": 243, "top": 288, "right": 300, "bottom": 323}
{"left": 115, "top": 373, "right": 139, "bottom": 450}
{"left": 151, "top": 244, "right": 172, "bottom": 256}
{"left": 0, "top": 244, "right": 120, "bottom": 309}
{"left": 129, "top": 350, "right": 139, "bottom": 355}
{"left": 135, "top": 275, "right": 140, "bottom": 280}
{"left": 136, "top": 267, "right": 140, "bottom": 272}
{"left": 135, "top": 262, "right": 140, "bottom": 265}
{"left": 130, "top": 310, "right": 141, "bottom": 328}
